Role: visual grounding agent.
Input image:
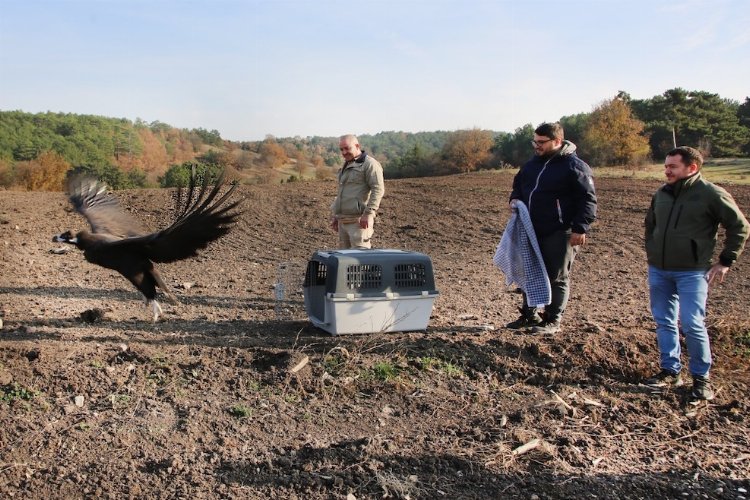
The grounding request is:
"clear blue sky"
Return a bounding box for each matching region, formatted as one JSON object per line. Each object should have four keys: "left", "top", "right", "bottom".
{"left": 1, "top": 0, "right": 748, "bottom": 142}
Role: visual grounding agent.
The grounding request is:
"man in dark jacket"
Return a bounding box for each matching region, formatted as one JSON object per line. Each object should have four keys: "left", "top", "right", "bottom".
{"left": 507, "top": 122, "right": 597, "bottom": 333}
{"left": 644, "top": 146, "right": 749, "bottom": 400}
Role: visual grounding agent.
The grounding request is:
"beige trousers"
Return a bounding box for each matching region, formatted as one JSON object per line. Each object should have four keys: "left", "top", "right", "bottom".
{"left": 338, "top": 214, "right": 375, "bottom": 249}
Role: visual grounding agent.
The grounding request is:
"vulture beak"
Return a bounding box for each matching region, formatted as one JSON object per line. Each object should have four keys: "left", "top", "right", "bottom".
{"left": 53, "top": 233, "right": 78, "bottom": 244}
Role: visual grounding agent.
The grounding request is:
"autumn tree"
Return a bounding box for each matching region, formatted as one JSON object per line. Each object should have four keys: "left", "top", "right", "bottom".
{"left": 15, "top": 151, "right": 70, "bottom": 191}
{"left": 258, "top": 137, "right": 287, "bottom": 169}
{"left": 293, "top": 160, "right": 308, "bottom": 179}
{"left": 136, "top": 128, "right": 170, "bottom": 181}
{"left": 440, "top": 128, "right": 494, "bottom": 174}
{"left": 0, "top": 158, "right": 14, "bottom": 188}
{"left": 581, "top": 96, "right": 651, "bottom": 166}
{"left": 233, "top": 150, "right": 256, "bottom": 171}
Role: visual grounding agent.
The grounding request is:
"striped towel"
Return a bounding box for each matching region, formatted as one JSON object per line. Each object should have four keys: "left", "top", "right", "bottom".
{"left": 493, "top": 201, "right": 551, "bottom": 308}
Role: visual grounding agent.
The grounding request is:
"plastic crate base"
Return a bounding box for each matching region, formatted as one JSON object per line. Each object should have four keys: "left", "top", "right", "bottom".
{"left": 305, "top": 293, "right": 437, "bottom": 335}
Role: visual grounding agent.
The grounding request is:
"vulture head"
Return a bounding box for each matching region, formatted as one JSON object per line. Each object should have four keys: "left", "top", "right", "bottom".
{"left": 53, "top": 230, "right": 78, "bottom": 245}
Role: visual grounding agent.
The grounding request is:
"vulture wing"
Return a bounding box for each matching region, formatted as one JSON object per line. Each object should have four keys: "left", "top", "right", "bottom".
{"left": 67, "top": 176, "right": 146, "bottom": 238}
{"left": 104, "top": 170, "right": 243, "bottom": 263}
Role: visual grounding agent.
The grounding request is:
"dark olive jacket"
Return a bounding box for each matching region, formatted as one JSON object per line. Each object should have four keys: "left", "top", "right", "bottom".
{"left": 645, "top": 172, "right": 749, "bottom": 270}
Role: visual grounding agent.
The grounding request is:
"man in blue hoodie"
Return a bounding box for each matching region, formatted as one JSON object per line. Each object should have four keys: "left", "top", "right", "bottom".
{"left": 507, "top": 122, "right": 597, "bottom": 333}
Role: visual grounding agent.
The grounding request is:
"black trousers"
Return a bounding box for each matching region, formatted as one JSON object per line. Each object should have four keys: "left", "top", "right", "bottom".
{"left": 521, "top": 229, "right": 579, "bottom": 322}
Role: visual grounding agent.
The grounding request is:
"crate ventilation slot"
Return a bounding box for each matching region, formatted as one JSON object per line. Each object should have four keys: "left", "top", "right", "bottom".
{"left": 394, "top": 263, "right": 427, "bottom": 288}
{"left": 346, "top": 264, "right": 382, "bottom": 289}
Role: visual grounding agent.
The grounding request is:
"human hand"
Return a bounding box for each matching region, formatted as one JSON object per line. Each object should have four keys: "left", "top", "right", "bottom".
{"left": 706, "top": 263, "right": 729, "bottom": 286}
{"left": 359, "top": 214, "right": 369, "bottom": 229}
{"left": 509, "top": 199, "right": 518, "bottom": 212}
{"left": 570, "top": 232, "right": 586, "bottom": 246}
{"left": 331, "top": 217, "right": 339, "bottom": 232}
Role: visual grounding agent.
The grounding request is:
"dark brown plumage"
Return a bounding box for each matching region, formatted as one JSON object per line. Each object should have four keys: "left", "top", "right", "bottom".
{"left": 53, "top": 169, "right": 243, "bottom": 321}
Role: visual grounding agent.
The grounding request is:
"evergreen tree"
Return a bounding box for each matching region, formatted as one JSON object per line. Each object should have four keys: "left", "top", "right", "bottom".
{"left": 494, "top": 124, "right": 535, "bottom": 167}
{"left": 737, "top": 97, "right": 750, "bottom": 155}
{"left": 632, "top": 88, "right": 749, "bottom": 157}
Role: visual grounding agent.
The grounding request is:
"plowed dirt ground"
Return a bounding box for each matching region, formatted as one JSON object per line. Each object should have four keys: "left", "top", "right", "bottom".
{"left": 1, "top": 171, "right": 749, "bottom": 499}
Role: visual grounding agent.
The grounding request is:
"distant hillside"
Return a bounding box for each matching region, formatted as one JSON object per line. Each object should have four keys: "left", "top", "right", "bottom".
{"left": 0, "top": 110, "right": 222, "bottom": 188}
{"left": 0, "top": 110, "right": 468, "bottom": 190}
{"left": 3, "top": 88, "right": 747, "bottom": 191}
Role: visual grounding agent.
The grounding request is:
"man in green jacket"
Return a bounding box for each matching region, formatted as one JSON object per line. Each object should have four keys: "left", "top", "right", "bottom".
{"left": 644, "top": 146, "right": 749, "bottom": 400}
{"left": 330, "top": 135, "right": 385, "bottom": 249}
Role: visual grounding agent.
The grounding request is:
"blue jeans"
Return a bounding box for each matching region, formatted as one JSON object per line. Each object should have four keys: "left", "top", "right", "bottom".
{"left": 648, "top": 266, "right": 711, "bottom": 377}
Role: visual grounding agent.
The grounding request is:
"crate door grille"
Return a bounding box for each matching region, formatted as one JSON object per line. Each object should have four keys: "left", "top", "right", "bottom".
{"left": 394, "top": 263, "right": 426, "bottom": 288}
{"left": 346, "top": 264, "right": 382, "bottom": 290}
{"left": 304, "top": 261, "right": 327, "bottom": 287}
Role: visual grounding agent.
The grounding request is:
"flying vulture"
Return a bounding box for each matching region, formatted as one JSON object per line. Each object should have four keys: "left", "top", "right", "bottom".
{"left": 53, "top": 169, "right": 243, "bottom": 321}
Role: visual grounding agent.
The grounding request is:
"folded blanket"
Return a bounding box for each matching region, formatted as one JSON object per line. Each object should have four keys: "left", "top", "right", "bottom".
{"left": 493, "top": 201, "right": 551, "bottom": 307}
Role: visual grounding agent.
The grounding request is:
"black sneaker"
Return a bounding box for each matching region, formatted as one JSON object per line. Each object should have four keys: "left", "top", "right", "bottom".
{"left": 530, "top": 320, "right": 561, "bottom": 334}
{"left": 691, "top": 375, "right": 715, "bottom": 400}
{"left": 644, "top": 369, "right": 684, "bottom": 388}
{"left": 506, "top": 311, "right": 543, "bottom": 330}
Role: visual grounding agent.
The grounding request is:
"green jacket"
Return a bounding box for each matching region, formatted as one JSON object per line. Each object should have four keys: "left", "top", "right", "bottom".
{"left": 331, "top": 152, "right": 385, "bottom": 217}
{"left": 645, "top": 172, "right": 749, "bottom": 270}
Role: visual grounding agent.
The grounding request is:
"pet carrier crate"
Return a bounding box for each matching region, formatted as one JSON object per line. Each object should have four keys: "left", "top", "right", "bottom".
{"left": 303, "top": 249, "right": 439, "bottom": 335}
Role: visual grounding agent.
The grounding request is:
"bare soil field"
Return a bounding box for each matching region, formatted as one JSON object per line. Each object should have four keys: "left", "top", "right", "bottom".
{"left": 1, "top": 172, "right": 749, "bottom": 499}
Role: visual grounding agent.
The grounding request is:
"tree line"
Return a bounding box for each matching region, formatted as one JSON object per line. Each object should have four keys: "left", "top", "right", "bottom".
{"left": 427, "top": 89, "right": 749, "bottom": 177}
{"left": 1, "top": 88, "right": 748, "bottom": 191}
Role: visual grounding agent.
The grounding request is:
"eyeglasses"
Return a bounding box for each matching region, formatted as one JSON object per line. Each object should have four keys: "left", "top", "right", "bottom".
{"left": 531, "top": 139, "right": 553, "bottom": 147}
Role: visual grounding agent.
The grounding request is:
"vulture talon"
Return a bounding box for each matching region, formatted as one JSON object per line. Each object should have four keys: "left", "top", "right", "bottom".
{"left": 149, "top": 300, "right": 163, "bottom": 322}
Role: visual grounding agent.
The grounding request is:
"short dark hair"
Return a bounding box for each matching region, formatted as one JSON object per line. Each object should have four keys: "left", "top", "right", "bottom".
{"left": 535, "top": 122, "right": 564, "bottom": 141}
{"left": 667, "top": 146, "right": 703, "bottom": 169}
